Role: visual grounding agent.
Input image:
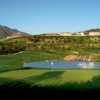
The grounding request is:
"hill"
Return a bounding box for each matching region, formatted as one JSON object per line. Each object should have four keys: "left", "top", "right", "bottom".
{"left": 0, "top": 25, "right": 30, "bottom": 38}
{"left": 84, "top": 28, "right": 100, "bottom": 32}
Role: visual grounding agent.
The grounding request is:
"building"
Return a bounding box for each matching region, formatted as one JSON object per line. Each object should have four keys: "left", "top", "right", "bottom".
{"left": 78, "top": 32, "right": 85, "bottom": 36}
{"left": 59, "top": 32, "right": 72, "bottom": 36}
{"left": 88, "top": 32, "right": 100, "bottom": 36}
{"left": 84, "top": 29, "right": 100, "bottom": 36}
{"left": 76, "top": 32, "right": 85, "bottom": 36}
{"left": 72, "top": 32, "right": 85, "bottom": 36}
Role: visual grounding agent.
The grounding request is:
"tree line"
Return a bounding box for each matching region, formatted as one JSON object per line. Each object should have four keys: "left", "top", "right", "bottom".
{"left": 0, "top": 36, "right": 100, "bottom": 54}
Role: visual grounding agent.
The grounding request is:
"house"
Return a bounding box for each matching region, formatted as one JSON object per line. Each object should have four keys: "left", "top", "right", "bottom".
{"left": 84, "top": 29, "right": 100, "bottom": 36}
{"left": 88, "top": 32, "right": 100, "bottom": 36}
{"left": 59, "top": 32, "right": 72, "bottom": 36}
{"left": 78, "top": 32, "right": 85, "bottom": 36}
{"left": 72, "top": 32, "right": 85, "bottom": 36}
{"left": 84, "top": 32, "right": 100, "bottom": 36}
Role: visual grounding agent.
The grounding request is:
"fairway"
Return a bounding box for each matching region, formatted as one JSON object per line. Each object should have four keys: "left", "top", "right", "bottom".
{"left": 0, "top": 69, "right": 100, "bottom": 87}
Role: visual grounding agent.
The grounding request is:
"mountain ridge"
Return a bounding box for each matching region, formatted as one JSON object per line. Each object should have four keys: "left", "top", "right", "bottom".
{"left": 0, "top": 25, "right": 100, "bottom": 37}
{"left": 0, "top": 25, "right": 30, "bottom": 38}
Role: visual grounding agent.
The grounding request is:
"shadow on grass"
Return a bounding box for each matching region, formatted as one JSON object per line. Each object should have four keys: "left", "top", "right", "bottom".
{"left": 56, "top": 75, "right": 100, "bottom": 91}
{"left": 0, "top": 77, "right": 31, "bottom": 88}
{"left": 26, "top": 75, "right": 100, "bottom": 91}
{"left": 0, "top": 73, "right": 100, "bottom": 91}
{"left": 24, "top": 71, "right": 64, "bottom": 84}
{"left": 0, "top": 67, "right": 53, "bottom": 74}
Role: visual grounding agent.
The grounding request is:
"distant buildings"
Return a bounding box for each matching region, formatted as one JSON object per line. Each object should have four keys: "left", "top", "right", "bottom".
{"left": 40, "top": 29, "right": 100, "bottom": 36}
{"left": 75, "top": 32, "right": 100, "bottom": 36}
{"left": 84, "top": 32, "right": 100, "bottom": 36}
{"left": 83, "top": 29, "right": 100, "bottom": 36}
{"left": 59, "top": 32, "right": 72, "bottom": 36}
{"left": 77, "top": 32, "right": 85, "bottom": 36}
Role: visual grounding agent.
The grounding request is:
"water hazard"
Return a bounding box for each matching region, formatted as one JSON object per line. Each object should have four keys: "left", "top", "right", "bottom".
{"left": 23, "top": 60, "right": 100, "bottom": 69}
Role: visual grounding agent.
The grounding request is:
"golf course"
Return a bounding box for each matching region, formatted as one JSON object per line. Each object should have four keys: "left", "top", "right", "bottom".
{"left": 0, "top": 48, "right": 100, "bottom": 90}
{"left": 1, "top": 0, "right": 100, "bottom": 94}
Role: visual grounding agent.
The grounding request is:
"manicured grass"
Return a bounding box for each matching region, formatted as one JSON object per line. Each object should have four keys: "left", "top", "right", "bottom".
{"left": 0, "top": 49, "right": 100, "bottom": 89}
{"left": 0, "top": 69, "right": 100, "bottom": 88}
{"left": 0, "top": 69, "right": 47, "bottom": 80}
{"left": 77, "top": 48, "right": 100, "bottom": 55}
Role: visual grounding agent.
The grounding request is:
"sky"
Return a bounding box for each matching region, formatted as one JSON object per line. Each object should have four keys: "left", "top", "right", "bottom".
{"left": 0, "top": 0, "right": 100, "bottom": 34}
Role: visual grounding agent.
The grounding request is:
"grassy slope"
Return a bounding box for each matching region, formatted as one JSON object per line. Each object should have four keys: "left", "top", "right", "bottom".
{"left": 0, "top": 69, "right": 100, "bottom": 87}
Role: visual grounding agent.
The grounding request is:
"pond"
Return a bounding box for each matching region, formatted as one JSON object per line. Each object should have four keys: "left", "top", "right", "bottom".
{"left": 23, "top": 60, "right": 100, "bottom": 69}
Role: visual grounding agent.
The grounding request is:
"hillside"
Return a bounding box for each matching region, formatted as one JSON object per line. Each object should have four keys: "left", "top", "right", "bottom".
{"left": 0, "top": 25, "right": 30, "bottom": 38}
{"left": 84, "top": 28, "right": 100, "bottom": 32}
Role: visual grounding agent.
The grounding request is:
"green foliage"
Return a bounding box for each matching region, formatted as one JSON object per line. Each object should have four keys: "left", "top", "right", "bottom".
{"left": 0, "top": 40, "right": 26, "bottom": 54}
{"left": 31, "top": 36, "right": 100, "bottom": 50}
{"left": 0, "top": 78, "right": 31, "bottom": 88}
{"left": 0, "top": 36, "right": 100, "bottom": 54}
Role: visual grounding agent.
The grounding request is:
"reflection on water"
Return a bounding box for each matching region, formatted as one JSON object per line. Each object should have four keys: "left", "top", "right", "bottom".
{"left": 78, "top": 62, "right": 94, "bottom": 68}
{"left": 50, "top": 61, "right": 54, "bottom": 66}
{"left": 23, "top": 60, "right": 100, "bottom": 69}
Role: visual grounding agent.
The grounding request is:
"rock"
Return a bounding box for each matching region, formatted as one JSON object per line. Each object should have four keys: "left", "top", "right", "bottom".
{"left": 64, "top": 54, "right": 96, "bottom": 61}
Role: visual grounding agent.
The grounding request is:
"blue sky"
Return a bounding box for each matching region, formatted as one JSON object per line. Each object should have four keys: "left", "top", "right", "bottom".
{"left": 0, "top": 0, "right": 100, "bottom": 34}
